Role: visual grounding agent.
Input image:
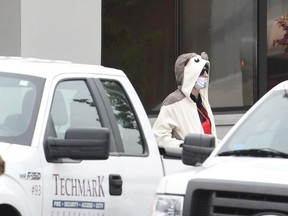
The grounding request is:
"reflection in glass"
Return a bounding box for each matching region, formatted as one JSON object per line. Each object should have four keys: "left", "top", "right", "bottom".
{"left": 0, "top": 73, "right": 43, "bottom": 145}
{"left": 101, "top": 80, "right": 144, "bottom": 154}
{"left": 102, "top": 0, "right": 177, "bottom": 112}
{"left": 219, "top": 89, "right": 288, "bottom": 154}
{"left": 180, "top": 0, "right": 256, "bottom": 108}
{"left": 267, "top": 0, "right": 288, "bottom": 90}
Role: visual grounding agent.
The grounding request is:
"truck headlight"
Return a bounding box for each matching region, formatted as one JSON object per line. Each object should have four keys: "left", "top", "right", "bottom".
{"left": 151, "top": 194, "right": 184, "bottom": 216}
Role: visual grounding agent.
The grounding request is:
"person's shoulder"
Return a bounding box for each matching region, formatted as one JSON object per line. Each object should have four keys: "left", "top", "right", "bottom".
{"left": 162, "top": 89, "right": 185, "bottom": 107}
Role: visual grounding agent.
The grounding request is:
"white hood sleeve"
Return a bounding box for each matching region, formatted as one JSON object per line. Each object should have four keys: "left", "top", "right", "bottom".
{"left": 153, "top": 105, "right": 184, "bottom": 148}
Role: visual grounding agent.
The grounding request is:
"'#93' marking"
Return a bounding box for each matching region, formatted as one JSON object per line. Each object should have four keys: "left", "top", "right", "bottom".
{"left": 32, "top": 184, "right": 41, "bottom": 196}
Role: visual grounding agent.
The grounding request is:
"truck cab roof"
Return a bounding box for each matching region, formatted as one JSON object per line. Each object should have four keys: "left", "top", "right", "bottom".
{"left": 0, "top": 56, "right": 126, "bottom": 78}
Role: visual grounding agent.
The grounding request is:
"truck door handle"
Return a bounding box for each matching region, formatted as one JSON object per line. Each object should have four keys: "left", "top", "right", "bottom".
{"left": 109, "top": 174, "right": 123, "bottom": 196}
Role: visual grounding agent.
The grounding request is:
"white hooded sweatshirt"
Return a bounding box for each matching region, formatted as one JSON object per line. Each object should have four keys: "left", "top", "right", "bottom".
{"left": 153, "top": 52, "right": 217, "bottom": 148}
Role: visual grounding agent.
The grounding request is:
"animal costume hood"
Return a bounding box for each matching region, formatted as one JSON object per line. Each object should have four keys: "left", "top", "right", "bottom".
{"left": 153, "top": 52, "right": 217, "bottom": 148}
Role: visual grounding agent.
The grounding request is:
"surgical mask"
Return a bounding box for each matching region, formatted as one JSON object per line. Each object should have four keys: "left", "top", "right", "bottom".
{"left": 194, "top": 77, "right": 207, "bottom": 90}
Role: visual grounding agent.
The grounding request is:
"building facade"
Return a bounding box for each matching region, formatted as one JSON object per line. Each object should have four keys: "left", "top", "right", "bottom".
{"left": 101, "top": 0, "right": 288, "bottom": 138}
{"left": 0, "top": 0, "right": 101, "bottom": 64}
{"left": 1, "top": 0, "right": 287, "bottom": 138}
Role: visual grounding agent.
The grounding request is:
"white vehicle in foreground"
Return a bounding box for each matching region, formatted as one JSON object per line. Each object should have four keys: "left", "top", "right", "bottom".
{"left": 152, "top": 80, "right": 288, "bottom": 216}
{"left": 0, "top": 57, "right": 199, "bottom": 216}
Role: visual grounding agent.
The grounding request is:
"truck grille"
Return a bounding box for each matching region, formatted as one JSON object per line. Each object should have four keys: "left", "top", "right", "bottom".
{"left": 191, "top": 190, "right": 288, "bottom": 215}
{"left": 185, "top": 180, "right": 288, "bottom": 216}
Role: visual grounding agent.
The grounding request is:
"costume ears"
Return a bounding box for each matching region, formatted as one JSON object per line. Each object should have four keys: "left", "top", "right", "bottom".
{"left": 201, "top": 52, "right": 209, "bottom": 60}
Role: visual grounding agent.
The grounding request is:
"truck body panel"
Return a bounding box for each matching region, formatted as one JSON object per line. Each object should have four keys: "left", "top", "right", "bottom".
{"left": 0, "top": 57, "right": 188, "bottom": 216}
{"left": 153, "top": 80, "right": 288, "bottom": 216}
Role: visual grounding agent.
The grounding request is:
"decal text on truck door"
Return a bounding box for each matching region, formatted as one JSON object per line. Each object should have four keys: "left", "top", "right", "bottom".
{"left": 53, "top": 174, "right": 105, "bottom": 197}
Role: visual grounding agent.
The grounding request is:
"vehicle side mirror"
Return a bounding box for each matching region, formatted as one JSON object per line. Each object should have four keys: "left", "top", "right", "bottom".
{"left": 158, "top": 146, "right": 182, "bottom": 159}
{"left": 45, "top": 128, "right": 110, "bottom": 161}
{"left": 182, "top": 133, "right": 215, "bottom": 166}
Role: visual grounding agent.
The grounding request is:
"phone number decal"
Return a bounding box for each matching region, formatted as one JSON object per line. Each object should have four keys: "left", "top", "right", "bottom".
{"left": 53, "top": 200, "right": 105, "bottom": 210}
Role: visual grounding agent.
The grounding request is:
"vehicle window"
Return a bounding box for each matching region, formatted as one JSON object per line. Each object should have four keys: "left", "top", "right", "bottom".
{"left": 219, "top": 89, "right": 288, "bottom": 153}
{"left": 101, "top": 80, "right": 144, "bottom": 155}
{"left": 0, "top": 73, "right": 43, "bottom": 145}
{"left": 47, "top": 80, "right": 102, "bottom": 139}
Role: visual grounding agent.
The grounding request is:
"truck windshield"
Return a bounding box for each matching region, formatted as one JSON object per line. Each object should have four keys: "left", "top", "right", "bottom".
{"left": 218, "top": 88, "right": 288, "bottom": 157}
{"left": 0, "top": 72, "right": 44, "bottom": 145}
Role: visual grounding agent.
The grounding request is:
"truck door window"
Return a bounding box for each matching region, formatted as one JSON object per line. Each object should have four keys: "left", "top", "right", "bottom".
{"left": 49, "top": 80, "right": 102, "bottom": 138}
{"left": 101, "top": 80, "right": 144, "bottom": 155}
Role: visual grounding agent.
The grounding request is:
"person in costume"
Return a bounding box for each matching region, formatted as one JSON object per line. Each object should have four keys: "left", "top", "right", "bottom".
{"left": 153, "top": 52, "right": 217, "bottom": 148}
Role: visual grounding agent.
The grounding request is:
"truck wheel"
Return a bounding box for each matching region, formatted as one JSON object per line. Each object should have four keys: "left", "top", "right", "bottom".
{"left": 0, "top": 204, "right": 21, "bottom": 216}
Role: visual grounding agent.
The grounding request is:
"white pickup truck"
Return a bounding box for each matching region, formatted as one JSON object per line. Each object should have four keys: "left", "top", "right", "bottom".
{"left": 0, "top": 57, "right": 207, "bottom": 216}
{"left": 152, "top": 80, "right": 288, "bottom": 216}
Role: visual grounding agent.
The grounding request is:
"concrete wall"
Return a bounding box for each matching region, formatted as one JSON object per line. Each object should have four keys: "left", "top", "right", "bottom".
{"left": 0, "top": 0, "right": 21, "bottom": 56}
{"left": 213, "top": 113, "right": 243, "bottom": 139}
{"left": 0, "top": 0, "right": 101, "bottom": 64}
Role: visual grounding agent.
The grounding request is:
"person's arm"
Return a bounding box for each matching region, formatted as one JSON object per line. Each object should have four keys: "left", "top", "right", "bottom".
{"left": 152, "top": 106, "right": 183, "bottom": 148}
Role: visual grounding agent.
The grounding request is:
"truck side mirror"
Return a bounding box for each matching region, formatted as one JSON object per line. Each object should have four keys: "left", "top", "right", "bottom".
{"left": 158, "top": 146, "right": 182, "bottom": 159}
{"left": 45, "top": 127, "right": 110, "bottom": 161}
{"left": 182, "top": 133, "right": 215, "bottom": 166}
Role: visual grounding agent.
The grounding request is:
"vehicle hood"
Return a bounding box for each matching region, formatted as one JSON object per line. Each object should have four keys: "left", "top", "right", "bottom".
{"left": 157, "top": 156, "right": 288, "bottom": 195}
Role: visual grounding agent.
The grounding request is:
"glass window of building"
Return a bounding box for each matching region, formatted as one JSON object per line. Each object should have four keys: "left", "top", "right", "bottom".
{"left": 102, "top": 0, "right": 257, "bottom": 112}
{"left": 102, "top": 0, "right": 177, "bottom": 113}
{"left": 267, "top": 0, "right": 288, "bottom": 90}
{"left": 179, "top": 0, "right": 257, "bottom": 109}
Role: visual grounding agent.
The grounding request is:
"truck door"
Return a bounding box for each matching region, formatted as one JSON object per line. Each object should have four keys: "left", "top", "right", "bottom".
{"left": 42, "top": 79, "right": 124, "bottom": 216}
{"left": 98, "top": 79, "right": 164, "bottom": 216}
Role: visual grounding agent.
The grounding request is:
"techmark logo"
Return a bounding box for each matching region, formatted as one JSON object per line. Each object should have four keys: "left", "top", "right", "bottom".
{"left": 53, "top": 174, "right": 105, "bottom": 197}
